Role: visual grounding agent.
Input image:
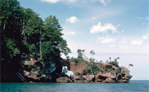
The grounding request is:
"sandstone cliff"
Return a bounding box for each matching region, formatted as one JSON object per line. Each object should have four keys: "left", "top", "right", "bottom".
{"left": 19, "top": 57, "right": 132, "bottom": 83}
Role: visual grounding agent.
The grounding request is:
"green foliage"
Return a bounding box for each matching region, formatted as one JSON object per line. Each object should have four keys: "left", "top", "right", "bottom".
{"left": 108, "top": 61, "right": 119, "bottom": 67}
{"left": 31, "top": 68, "right": 36, "bottom": 72}
{"left": 41, "top": 15, "right": 71, "bottom": 63}
{"left": 116, "top": 68, "right": 121, "bottom": 73}
{"left": 108, "top": 57, "right": 119, "bottom": 67}
{"left": 84, "top": 61, "right": 101, "bottom": 75}
{"left": 104, "top": 68, "right": 113, "bottom": 72}
{"left": 1, "top": 0, "right": 27, "bottom": 79}
{"left": 69, "top": 49, "right": 86, "bottom": 64}
{"left": 75, "top": 72, "right": 80, "bottom": 76}
{"left": 90, "top": 50, "right": 95, "bottom": 57}
{"left": 38, "top": 69, "right": 41, "bottom": 74}
{"left": 99, "top": 60, "right": 103, "bottom": 63}
{"left": 77, "top": 49, "right": 85, "bottom": 59}
{"left": 129, "top": 64, "right": 133, "bottom": 67}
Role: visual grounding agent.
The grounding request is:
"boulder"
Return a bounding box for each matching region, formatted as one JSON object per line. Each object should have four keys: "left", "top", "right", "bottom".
{"left": 75, "top": 80, "right": 84, "bottom": 83}
{"left": 112, "top": 66, "right": 118, "bottom": 70}
{"left": 95, "top": 72, "right": 102, "bottom": 79}
{"left": 121, "top": 77, "right": 129, "bottom": 80}
{"left": 23, "top": 58, "right": 37, "bottom": 65}
{"left": 30, "top": 70, "right": 39, "bottom": 75}
{"left": 71, "top": 75, "right": 80, "bottom": 80}
{"left": 23, "top": 70, "right": 30, "bottom": 76}
{"left": 121, "top": 74, "right": 132, "bottom": 82}
{"left": 82, "top": 75, "right": 94, "bottom": 82}
{"left": 95, "top": 79, "right": 102, "bottom": 82}
{"left": 28, "top": 75, "right": 38, "bottom": 80}
{"left": 104, "top": 78, "right": 115, "bottom": 83}
{"left": 98, "top": 73, "right": 110, "bottom": 80}
{"left": 84, "top": 80, "right": 90, "bottom": 83}
{"left": 71, "top": 75, "right": 85, "bottom": 83}
{"left": 38, "top": 74, "right": 46, "bottom": 79}
{"left": 118, "top": 80, "right": 128, "bottom": 83}
{"left": 120, "top": 66, "right": 130, "bottom": 75}
{"left": 102, "top": 63, "right": 112, "bottom": 68}
{"left": 109, "top": 72, "right": 116, "bottom": 79}
{"left": 125, "top": 74, "right": 132, "bottom": 79}
{"left": 56, "top": 77, "right": 73, "bottom": 83}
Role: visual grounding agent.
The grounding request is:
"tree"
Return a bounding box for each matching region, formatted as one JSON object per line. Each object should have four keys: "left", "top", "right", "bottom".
{"left": 58, "top": 40, "right": 71, "bottom": 57}
{"left": 77, "top": 49, "right": 85, "bottom": 59}
{"left": 42, "top": 15, "right": 70, "bottom": 63}
{"left": 0, "top": 0, "right": 71, "bottom": 82}
{"left": 0, "top": 0, "right": 27, "bottom": 82}
{"left": 128, "top": 64, "right": 133, "bottom": 69}
{"left": 89, "top": 50, "right": 96, "bottom": 62}
{"left": 109, "top": 57, "right": 111, "bottom": 62}
{"left": 90, "top": 50, "right": 95, "bottom": 57}
{"left": 23, "top": 8, "right": 43, "bottom": 57}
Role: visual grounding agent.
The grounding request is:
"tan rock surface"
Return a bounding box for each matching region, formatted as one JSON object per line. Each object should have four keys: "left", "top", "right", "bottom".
{"left": 56, "top": 77, "right": 73, "bottom": 83}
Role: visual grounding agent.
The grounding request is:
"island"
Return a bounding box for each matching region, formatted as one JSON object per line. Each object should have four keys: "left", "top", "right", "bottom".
{"left": 18, "top": 53, "right": 132, "bottom": 83}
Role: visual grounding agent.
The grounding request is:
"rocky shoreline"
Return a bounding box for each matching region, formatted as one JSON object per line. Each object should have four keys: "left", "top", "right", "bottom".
{"left": 19, "top": 57, "right": 132, "bottom": 83}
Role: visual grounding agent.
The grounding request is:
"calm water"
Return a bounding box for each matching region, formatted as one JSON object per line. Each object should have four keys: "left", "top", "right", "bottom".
{"left": 1, "top": 80, "right": 149, "bottom": 92}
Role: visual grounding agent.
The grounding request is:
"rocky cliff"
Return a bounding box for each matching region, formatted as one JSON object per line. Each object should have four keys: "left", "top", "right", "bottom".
{"left": 61, "top": 62, "right": 132, "bottom": 83}
{"left": 19, "top": 58, "right": 132, "bottom": 83}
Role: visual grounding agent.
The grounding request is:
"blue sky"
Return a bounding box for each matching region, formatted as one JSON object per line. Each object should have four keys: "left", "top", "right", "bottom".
{"left": 18, "top": 0, "right": 149, "bottom": 80}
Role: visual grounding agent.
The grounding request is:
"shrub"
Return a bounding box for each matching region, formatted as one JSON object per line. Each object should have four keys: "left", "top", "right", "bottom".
{"left": 104, "top": 68, "right": 113, "bottom": 72}
{"left": 84, "top": 61, "right": 101, "bottom": 75}
{"left": 108, "top": 57, "right": 119, "bottom": 67}
{"left": 75, "top": 72, "right": 80, "bottom": 76}
{"left": 108, "top": 61, "right": 119, "bottom": 67}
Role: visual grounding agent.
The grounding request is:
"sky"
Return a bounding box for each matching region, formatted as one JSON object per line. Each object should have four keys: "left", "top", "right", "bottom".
{"left": 18, "top": 0, "right": 149, "bottom": 80}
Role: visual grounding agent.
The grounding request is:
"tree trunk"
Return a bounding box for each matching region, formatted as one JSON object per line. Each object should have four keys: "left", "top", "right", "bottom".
{"left": 3, "top": 16, "right": 8, "bottom": 30}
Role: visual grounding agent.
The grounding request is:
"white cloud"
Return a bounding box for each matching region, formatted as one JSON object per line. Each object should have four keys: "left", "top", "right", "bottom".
{"left": 41, "top": 0, "right": 111, "bottom": 4}
{"left": 99, "top": 0, "right": 111, "bottom": 6}
{"left": 96, "top": 36, "right": 116, "bottom": 44}
{"left": 41, "top": 0, "right": 60, "bottom": 3}
{"left": 41, "top": 0, "right": 77, "bottom": 3}
{"left": 66, "top": 16, "right": 79, "bottom": 23}
{"left": 91, "top": 17, "right": 96, "bottom": 20}
{"left": 69, "top": 0, "right": 77, "bottom": 2}
{"left": 131, "top": 40, "right": 143, "bottom": 45}
{"left": 142, "top": 33, "right": 149, "bottom": 39}
{"left": 90, "top": 22, "right": 119, "bottom": 33}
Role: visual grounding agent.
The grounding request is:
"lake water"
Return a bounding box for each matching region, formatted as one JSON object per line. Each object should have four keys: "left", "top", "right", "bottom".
{"left": 1, "top": 80, "right": 149, "bottom": 92}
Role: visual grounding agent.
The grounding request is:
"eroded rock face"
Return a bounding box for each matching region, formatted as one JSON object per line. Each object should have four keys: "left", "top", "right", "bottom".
{"left": 116, "top": 66, "right": 132, "bottom": 83}
{"left": 21, "top": 57, "right": 132, "bottom": 83}
{"left": 68, "top": 63, "right": 132, "bottom": 83}
{"left": 70, "top": 62, "right": 87, "bottom": 74}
